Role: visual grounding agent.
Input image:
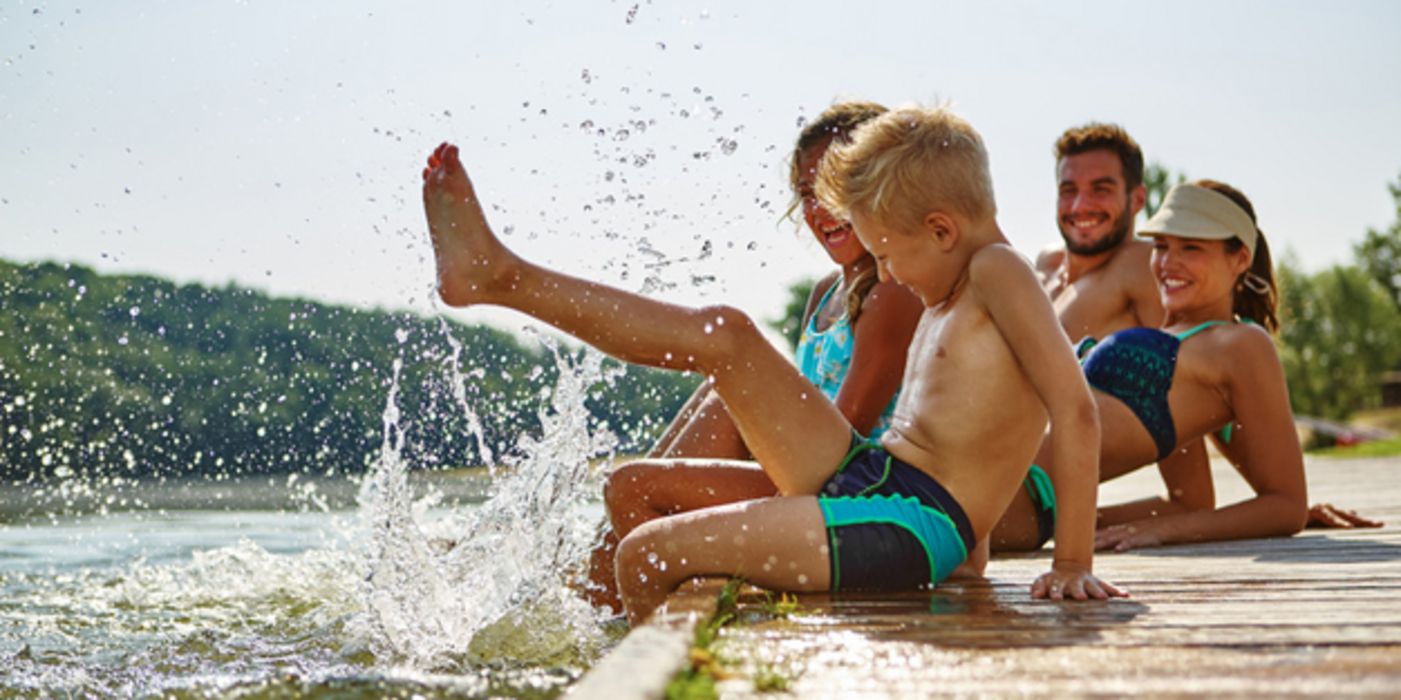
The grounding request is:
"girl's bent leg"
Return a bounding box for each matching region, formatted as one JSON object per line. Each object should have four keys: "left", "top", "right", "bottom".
{"left": 590, "top": 460, "right": 777, "bottom": 614}
{"left": 652, "top": 388, "right": 750, "bottom": 460}
{"left": 604, "top": 460, "right": 777, "bottom": 538}
{"left": 423, "top": 144, "right": 851, "bottom": 494}
{"left": 614, "top": 497, "right": 830, "bottom": 626}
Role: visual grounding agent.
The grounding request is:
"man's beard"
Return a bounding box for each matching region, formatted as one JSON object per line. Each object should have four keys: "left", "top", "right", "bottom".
{"left": 1061, "top": 204, "right": 1133, "bottom": 256}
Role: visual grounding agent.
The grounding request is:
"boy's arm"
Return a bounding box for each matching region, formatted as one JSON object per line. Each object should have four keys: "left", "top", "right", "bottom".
{"left": 970, "top": 246, "right": 1124, "bottom": 600}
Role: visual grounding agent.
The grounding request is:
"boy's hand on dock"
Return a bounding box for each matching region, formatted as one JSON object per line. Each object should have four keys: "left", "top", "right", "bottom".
{"left": 1032, "top": 562, "right": 1128, "bottom": 601}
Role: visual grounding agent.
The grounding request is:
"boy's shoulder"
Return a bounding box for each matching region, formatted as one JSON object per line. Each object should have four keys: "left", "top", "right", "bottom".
{"left": 969, "top": 242, "right": 1036, "bottom": 280}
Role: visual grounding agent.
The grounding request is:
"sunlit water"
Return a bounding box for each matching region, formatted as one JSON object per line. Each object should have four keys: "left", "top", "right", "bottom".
{"left": 0, "top": 344, "right": 625, "bottom": 698}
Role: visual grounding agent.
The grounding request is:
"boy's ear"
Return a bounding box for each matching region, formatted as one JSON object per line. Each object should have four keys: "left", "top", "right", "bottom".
{"left": 923, "top": 211, "right": 960, "bottom": 251}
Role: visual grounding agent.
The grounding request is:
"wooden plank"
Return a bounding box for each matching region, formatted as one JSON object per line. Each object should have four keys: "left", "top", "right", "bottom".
{"left": 584, "top": 455, "right": 1401, "bottom": 697}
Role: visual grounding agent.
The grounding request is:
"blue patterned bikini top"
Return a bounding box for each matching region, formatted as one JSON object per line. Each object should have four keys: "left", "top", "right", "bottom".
{"left": 795, "top": 280, "right": 899, "bottom": 439}
{"left": 1076, "top": 321, "right": 1231, "bottom": 461}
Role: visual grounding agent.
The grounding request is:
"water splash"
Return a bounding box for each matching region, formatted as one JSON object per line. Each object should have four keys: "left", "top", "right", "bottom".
{"left": 2, "top": 336, "right": 624, "bottom": 695}
{"left": 349, "top": 341, "right": 615, "bottom": 669}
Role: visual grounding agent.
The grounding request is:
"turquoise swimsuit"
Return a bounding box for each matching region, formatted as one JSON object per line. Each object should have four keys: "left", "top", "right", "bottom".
{"left": 1077, "top": 320, "right": 1233, "bottom": 461}
{"left": 795, "top": 280, "right": 900, "bottom": 439}
{"left": 1024, "top": 320, "right": 1234, "bottom": 548}
{"left": 818, "top": 434, "right": 974, "bottom": 590}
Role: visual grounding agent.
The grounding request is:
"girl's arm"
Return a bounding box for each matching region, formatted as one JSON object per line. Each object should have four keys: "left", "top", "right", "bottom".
{"left": 799, "top": 272, "right": 842, "bottom": 335}
{"left": 833, "top": 279, "right": 923, "bottom": 434}
{"left": 1097, "top": 438, "right": 1215, "bottom": 527}
{"left": 1096, "top": 328, "right": 1308, "bottom": 550}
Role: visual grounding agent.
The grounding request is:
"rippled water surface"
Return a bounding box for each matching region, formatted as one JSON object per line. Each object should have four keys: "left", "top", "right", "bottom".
{"left": 1, "top": 350, "right": 623, "bottom": 699}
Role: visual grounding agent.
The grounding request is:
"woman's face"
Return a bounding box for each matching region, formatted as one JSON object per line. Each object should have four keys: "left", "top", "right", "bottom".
{"left": 1149, "top": 235, "right": 1251, "bottom": 315}
{"left": 795, "top": 137, "right": 868, "bottom": 267}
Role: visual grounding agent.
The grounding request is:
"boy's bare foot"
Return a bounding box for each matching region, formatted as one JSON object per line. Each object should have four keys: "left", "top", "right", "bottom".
{"left": 421, "top": 142, "right": 517, "bottom": 306}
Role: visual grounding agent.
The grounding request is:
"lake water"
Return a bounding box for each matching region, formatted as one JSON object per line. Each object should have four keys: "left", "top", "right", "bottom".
{"left": 0, "top": 473, "right": 619, "bottom": 698}
{"left": 1, "top": 353, "right": 628, "bottom": 698}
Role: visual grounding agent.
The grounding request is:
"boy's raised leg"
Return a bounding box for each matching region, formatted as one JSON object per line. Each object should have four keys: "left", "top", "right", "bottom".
{"left": 422, "top": 143, "right": 852, "bottom": 495}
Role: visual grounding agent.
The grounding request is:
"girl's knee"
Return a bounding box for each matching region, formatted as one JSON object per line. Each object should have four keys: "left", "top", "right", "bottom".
{"left": 604, "top": 461, "right": 661, "bottom": 534}
{"left": 603, "top": 462, "right": 650, "bottom": 508}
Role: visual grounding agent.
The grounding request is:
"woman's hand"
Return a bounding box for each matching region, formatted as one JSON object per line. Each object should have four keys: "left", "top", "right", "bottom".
{"left": 1306, "top": 503, "right": 1384, "bottom": 529}
{"left": 1095, "top": 520, "right": 1165, "bottom": 552}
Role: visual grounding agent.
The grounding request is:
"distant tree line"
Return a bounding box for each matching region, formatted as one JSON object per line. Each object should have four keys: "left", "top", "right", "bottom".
{"left": 0, "top": 259, "right": 699, "bottom": 481}
{"left": 1278, "top": 173, "right": 1401, "bottom": 420}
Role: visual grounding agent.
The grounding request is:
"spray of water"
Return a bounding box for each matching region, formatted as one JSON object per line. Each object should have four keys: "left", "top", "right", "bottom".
{"left": 348, "top": 337, "right": 616, "bottom": 670}
{"left": 3, "top": 333, "right": 622, "bottom": 696}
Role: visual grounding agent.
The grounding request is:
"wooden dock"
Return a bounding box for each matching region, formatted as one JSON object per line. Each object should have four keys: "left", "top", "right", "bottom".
{"left": 573, "top": 455, "right": 1401, "bottom": 698}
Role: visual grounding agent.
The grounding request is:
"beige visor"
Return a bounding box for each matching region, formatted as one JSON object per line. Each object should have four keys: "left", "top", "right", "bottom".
{"left": 1138, "top": 184, "right": 1257, "bottom": 259}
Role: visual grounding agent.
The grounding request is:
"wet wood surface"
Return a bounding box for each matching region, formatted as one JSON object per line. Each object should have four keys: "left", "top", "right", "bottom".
{"left": 618, "top": 456, "right": 1401, "bottom": 698}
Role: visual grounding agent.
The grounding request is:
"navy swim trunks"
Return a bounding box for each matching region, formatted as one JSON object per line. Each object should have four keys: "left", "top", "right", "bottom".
{"left": 818, "top": 436, "right": 976, "bottom": 591}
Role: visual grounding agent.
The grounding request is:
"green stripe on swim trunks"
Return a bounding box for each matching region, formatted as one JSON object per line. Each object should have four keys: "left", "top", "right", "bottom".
{"left": 819, "top": 493, "right": 968, "bottom": 584}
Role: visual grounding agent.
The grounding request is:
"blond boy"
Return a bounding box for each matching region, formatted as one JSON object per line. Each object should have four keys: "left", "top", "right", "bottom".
{"left": 421, "top": 106, "right": 1125, "bottom": 625}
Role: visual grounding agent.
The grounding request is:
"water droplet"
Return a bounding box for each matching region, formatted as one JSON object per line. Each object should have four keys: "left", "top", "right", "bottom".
{"left": 703, "top": 323, "right": 714, "bottom": 334}
{"left": 719, "top": 139, "right": 738, "bottom": 156}
{"left": 395, "top": 328, "right": 410, "bottom": 344}
{"left": 129, "top": 305, "right": 141, "bottom": 318}
{"left": 117, "top": 335, "right": 129, "bottom": 346}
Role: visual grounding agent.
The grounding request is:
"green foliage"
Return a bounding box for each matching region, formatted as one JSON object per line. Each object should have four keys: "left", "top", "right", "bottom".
{"left": 1277, "top": 259, "right": 1401, "bottom": 420}
{"left": 759, "top": 591, "right": 800, "bottom": 618}
{"left": 752, "top": 664, "right": 791, "bottom": 693}
{"left": 664, "top": 670, "right": 717, "bottom": 700}
{"left": 1310, "top": 434, "right": 1401, "bottom": 458}
{"left": 0, "top": 259, "right": 697, "bottom": 481}
{"left": 1141, "top": 161, "right": 1187, "bottom": 219}
{"left": 1353, "top": 172, "right": 1401, "bottom": 312}
{"left": 767, "top": 278, "right": 814, "bottom": 352}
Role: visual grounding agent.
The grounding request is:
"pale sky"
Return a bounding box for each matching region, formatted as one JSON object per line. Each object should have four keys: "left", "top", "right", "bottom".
{"left": 4, "top": 0, "right": 1400, "bottom": 336}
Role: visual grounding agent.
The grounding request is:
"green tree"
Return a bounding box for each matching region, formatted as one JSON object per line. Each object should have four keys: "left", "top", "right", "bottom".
{"left": 1277, "top": 258, "right": 1401, "bottom": 420}
{"left": 1142, "top": 161, "right": 1186, "bottom": 219}
{"left": 0, "top": 258, "right": 693, "bottom": 481}
{"left": 768, "top": 278, "right": 815, "bottom": 352}
{"left": 1353, "top": 172, "right": 1401, "bottom": 312}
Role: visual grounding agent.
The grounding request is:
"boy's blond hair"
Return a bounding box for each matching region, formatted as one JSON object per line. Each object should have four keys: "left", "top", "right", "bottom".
{"left": 816, "top": 106, "right": 996, "bottom": 231}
